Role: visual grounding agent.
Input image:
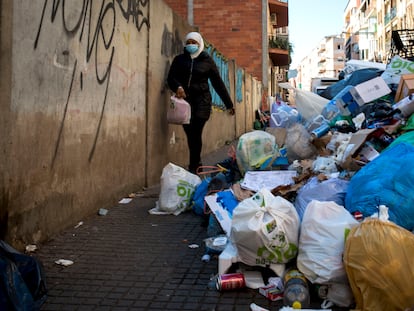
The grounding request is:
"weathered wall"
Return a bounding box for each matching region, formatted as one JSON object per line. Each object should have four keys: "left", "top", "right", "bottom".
{"left": 0, "top": 0, "right": 261, "bottom": 250}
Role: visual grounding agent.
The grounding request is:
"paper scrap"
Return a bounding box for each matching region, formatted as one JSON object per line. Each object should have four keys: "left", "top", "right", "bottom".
{"left": 118, "top": 198, "right": 132, "bottom": 204}
{"left": 240, "top": 170, "right": 297, "bottom": 192}
{"left": 55, "top": 259, "right": 74, "bottom": 266}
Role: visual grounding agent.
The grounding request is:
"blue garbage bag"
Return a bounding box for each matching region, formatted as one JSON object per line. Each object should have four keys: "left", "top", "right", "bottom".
{"left": 0, "top": 240, "right": 47, "bottom": 311}
{"left": 294, "top": 177, "right": 349, "bottom": 221}
{"left": 345, "top": 142, "right": 414, "bottom": 230}
{"left": 192, "top": 177, "right": 211, "bottom": 216}
{"left": 321, "top": 68, "right": 384, "bottom": 100}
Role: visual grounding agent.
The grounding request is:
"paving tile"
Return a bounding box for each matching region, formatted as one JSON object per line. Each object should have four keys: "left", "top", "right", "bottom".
{"left": 34, "top": 144, "right": 351, "bottom": 311}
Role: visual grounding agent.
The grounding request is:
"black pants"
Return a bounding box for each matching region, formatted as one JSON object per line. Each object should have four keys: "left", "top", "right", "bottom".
{"left": 183, "top": 116, "right": 207, "bottom": 173}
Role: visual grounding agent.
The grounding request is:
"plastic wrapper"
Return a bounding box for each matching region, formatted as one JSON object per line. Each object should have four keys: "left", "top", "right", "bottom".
{"left": 285, "top": 123, "right": 317, "bottom": 162}
{"left": 344, "top": 218, "right": 414, "bottom": 311}
{"left": 236, "top": 131, "right": 278, "bottom": 176}
{"left": 291, "top": 89, "right": 329, "bottom": 123}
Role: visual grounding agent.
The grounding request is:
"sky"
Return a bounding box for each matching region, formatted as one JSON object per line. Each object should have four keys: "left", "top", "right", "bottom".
{"left": 288, "top": 0, "right": 349, "bottom": 69}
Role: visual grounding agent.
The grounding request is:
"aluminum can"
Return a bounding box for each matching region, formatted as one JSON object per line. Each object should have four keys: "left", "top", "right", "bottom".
{"left": 216, "top": 273, "right": 246, "bottom": 291}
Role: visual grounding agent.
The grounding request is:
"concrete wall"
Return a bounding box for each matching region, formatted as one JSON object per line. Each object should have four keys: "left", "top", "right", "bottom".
{"left": 0, "top": 0, "right": 261, "bottom": 250}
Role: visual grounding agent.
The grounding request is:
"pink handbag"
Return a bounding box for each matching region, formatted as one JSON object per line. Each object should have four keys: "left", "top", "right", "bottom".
{"left": 167, "top": 96, "right": 191, "bottom": 124}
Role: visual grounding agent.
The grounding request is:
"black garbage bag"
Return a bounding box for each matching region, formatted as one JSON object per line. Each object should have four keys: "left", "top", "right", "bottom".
{"left": 0, "top": 240, "right": 47, "bottom": 311}
{"left": 321, "top": 68, "right": 384, "bottom": 100}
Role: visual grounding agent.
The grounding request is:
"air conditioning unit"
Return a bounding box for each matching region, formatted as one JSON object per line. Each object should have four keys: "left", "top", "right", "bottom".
{"left": 270, "top": 13, "right": 277, "bottom": 26}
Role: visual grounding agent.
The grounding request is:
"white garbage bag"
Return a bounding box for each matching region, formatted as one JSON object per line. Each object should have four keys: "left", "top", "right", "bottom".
{"left": 230, "top": 189, "right": 300, "bottom": 266}
{"left": 297, "top": 200, "right": 359, "bottom": 284}
{"left": 152, "top": 162, "right": 201, "bottom": 215}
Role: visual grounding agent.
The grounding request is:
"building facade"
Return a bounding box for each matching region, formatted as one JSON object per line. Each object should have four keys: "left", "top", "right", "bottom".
{"left": 296, "top": 35, "right": 345, "bottom": 91}
{"left": 297, "top": 0, "right": 414, "bottom": 91}
{"left": 344, "top": 0, "right": 414, "bottom": 63}
{"left": 163, "top": 0, "right": 290, "bottom": 97}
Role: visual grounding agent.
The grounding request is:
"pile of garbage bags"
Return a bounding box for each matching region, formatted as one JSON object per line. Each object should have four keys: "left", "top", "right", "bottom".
{"left": 154, "top": 56, "right": 414, "bottom": 311}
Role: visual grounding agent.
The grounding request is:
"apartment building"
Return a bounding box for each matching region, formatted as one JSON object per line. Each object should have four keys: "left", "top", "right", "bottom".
{"left": 344, "top": 0, "right": 414, "bottom": 63}
{"left": 163, "top": 0, "right": 290, "bottom": 96}
{"left": 296, "top": 35, "right": 345, "bottom": 91}
{"left": 297, "top": 0, "right": 414, "bottom": 91}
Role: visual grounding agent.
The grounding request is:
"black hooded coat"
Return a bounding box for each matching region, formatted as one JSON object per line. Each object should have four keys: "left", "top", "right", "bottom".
{"left": 167, "top": 49, "right": 233, "bottom": 120}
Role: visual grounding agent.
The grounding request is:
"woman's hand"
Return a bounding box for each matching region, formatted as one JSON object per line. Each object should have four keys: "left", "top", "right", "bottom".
{"left": 228, "top": 107, "right": 235, "bottom": 116}
{"left": 176, "top": 86, "right": 186, "bottom": 99}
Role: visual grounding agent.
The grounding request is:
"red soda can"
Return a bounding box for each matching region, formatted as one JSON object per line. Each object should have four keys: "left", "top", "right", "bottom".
{"left": 216, "top": 273, "right": 246, "bottom": 291}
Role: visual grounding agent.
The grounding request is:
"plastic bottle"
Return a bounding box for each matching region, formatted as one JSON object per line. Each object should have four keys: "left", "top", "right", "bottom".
{"left": 282, "top": 268, "right": 310, "bottom": 308}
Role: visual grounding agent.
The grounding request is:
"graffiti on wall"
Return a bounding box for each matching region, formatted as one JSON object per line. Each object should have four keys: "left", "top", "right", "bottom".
{"left": 33, "top": 0, "right": 149, "bottom": 164}
{"left": 161, "top": 25, "right": 183, "bottom": 93}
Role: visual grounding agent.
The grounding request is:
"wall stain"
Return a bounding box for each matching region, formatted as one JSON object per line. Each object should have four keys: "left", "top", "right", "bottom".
{"left": 33, "top": 0, "right": 149, "bottom": 163}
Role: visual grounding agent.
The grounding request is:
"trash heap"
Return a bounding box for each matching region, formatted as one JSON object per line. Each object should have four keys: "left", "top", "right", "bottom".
{"left": 153, "top": 56, "right": 414, "bottom": 311}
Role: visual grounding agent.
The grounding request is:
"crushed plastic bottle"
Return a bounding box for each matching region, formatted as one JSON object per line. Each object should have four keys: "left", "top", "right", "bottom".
{"left": 283, "top": 268, "right": 310, "bottom": 308}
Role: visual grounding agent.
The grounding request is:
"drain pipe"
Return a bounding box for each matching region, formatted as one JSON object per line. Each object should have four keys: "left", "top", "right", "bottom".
{"left": 262, "top": 0, "right": 268, "bottom": 93}
{"left": 188, "top": 0, "right": 194, "bottom": 26}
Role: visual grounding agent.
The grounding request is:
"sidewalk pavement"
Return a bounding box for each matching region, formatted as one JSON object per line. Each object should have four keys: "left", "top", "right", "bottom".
{"left": 35, "top": 141, "right": 349, "bottom": 311}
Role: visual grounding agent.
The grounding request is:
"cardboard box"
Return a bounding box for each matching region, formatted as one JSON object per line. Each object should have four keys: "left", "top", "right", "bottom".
{"left": 349, "top": 76, "right": 392, "bottom": 106}
{"left": 341, "top": 128, "right": 377, "bottom": 170}
{"left": 335, "top": 85, "right": 360, "bottom": 116}
{"left": 259, "top": 284, "right": 283, "bottom": 301}
{"left": 395, "top": 74, "right": 414, "bottom": 102}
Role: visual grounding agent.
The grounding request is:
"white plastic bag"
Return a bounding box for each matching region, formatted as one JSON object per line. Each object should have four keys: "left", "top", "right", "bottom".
{"left": 321, "top": 282, "right": 355, "bottom": 308}
{"left": 230, "top": 189, "right": 300, "bottom": 266}
{"left": 285, "top": 123, "right": 317, "bottom": 161}
{"left": 154, "top": 162, "right": 201, "bottom": 215}
{"left": 167, "top": 96, "right": 191, "bottom": 124}
{"left": 297, "top": 200, "right": 359, "bottom": 284}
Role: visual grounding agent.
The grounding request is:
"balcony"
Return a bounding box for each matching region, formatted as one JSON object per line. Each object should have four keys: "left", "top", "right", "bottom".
{"left": 268, "top": 0, "right": 288, "bottom": 28}
{"left": 268, "top": 34, "right": 290, "bottom": 66}
{"left": 360, "top": 0, "right": 376, "bottom": 18}
{"left": 384, "top": 7, "right": 397, "bottom": 25}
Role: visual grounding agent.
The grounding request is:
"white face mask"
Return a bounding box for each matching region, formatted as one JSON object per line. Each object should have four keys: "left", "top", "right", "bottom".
{"left": 185, "top": 44, "right": 199, "bottom": 54}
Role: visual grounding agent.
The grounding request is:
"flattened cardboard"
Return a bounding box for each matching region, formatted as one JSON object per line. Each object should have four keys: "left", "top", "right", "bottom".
{"left": 205, "top": 193, "right": 232, "bottom": 237}
{"left": 341, "top": 128, "right": 376, "bottom": 170}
